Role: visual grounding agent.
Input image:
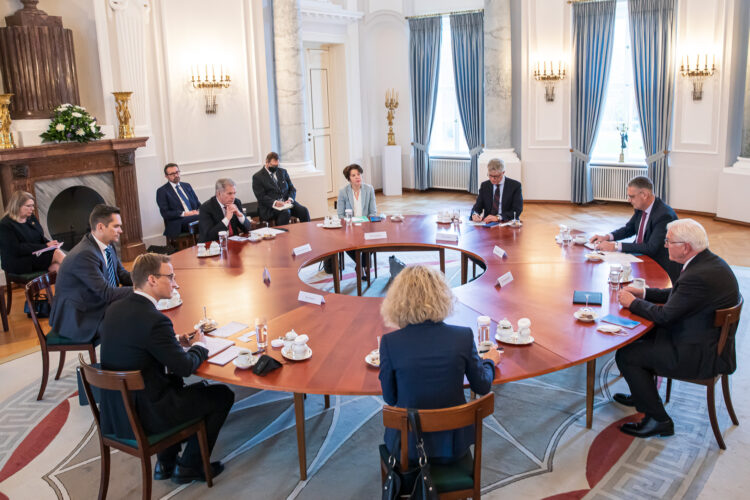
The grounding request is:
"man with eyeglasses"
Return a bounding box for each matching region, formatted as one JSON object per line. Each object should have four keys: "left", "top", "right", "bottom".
{"left": 590, "top": 176, "right": 681, "bottom": 282}
{"left": 612, "top": 219, "right": 740, "bottom": 439}
{"left": 99, "top": 253, "right": 234, "bottom": 485}
{"left": 156, "top": 163, "right": 201, "bottom": 238}
{"left": 470, "top": 158, "right": 523, "bottom": 223}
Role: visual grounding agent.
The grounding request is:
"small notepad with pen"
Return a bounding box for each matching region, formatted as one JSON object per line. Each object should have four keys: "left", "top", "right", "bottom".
{"left": 573, "top": 291, "right": 602, "bottom": 305}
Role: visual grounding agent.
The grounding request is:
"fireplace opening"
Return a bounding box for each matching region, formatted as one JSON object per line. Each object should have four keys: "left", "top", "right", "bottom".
{"left": 47, "top": 186, "right": 105, "bottom": 251}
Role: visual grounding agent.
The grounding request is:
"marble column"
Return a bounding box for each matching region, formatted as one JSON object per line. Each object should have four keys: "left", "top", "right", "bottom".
{"left": 484, "top": 0, "right": 512, "bottom": 149}
{"left": 273, "top": 0, "right": 313, "bottom": 169}
{"left": 742, "top": 48, "right": 750, "bottom": 157}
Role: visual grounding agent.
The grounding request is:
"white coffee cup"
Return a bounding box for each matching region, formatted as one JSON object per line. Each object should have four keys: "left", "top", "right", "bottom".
{"left": 283, "top": 330, "right": 298, "bottom": 351}
{"left": 574, "top": 235, "right": 587, "bottom": 245}
{"left": 622, "top": 263, "right": 632, "bottom": 281}
{"left": 236, "top": 348, "right": 253, "bottom": 366}
{"left": 633, "top": 277, "right": 646, "bottom": 290}
{"left": 292, "top": 335, "right": 309, "bottom": 358}
{"left": 518, "top": 318, "right": 531, "bottom": 340}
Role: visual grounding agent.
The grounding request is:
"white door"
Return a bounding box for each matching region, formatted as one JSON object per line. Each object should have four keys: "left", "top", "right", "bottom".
{"left": 305, "top": 48, "right": 335, "bottom": 197}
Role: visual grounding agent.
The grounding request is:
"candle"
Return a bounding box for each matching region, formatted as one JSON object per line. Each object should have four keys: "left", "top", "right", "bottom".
{"left": 205, "top": 64, "right": 208, "bottom": 81}
{"left": 220, "top": 64, "right": 223, "bottom": 80}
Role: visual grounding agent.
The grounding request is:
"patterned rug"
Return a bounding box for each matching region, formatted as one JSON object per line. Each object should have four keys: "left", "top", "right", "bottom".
{"left": 0, "top": 264, "right": 747, "bottom": 500}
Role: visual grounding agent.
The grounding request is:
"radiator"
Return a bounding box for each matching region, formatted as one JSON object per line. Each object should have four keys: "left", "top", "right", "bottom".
{"left": 590, "top": 165, "right": 648, "bottom": 201}
{"left": 429, "top": 158, "right": 470, "bottom": 190}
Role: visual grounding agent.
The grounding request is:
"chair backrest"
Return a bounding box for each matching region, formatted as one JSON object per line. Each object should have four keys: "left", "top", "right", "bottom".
{"left": 188, "top": 219, "right": 199, "bottom": 236}
{"left": 382, "top": 393, "right": 495, "bottom": 483}
{"left": 78, "top": 354, "right": 148, "bottom": 449}
{"left": 24, "top": 271, "right": 56, "bottom": 344}
{"left": 715, "top": 296, "right": 743, "bottom": 356}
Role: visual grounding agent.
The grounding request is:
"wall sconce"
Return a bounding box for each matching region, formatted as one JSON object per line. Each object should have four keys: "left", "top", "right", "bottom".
{"left": 680, "top": 54, "right": 716, "bottom": 101}
{"left": 190, "top": 64, "right": 231, "bottom": 114}
{"left": 533, "top": 61, "right": 566, "bottom": 102}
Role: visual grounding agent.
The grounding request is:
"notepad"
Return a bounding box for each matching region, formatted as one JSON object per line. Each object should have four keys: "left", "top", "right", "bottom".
{"left": 600, "top": 314, "right": 640, "bottom": 329}
{"left": 208, "top": 321, "right": 248, "bottom": 338}
{"left": 573, "top": 291, "right": 603, "bottom": 305}
{"left": 195, "top": 336, "right": 235, "bottom": 357}
{"left": 208, "top": 346, "right": 240, "bottom": 365}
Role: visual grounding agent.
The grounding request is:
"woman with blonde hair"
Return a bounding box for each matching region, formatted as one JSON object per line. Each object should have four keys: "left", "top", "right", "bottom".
{"left": 0, "top": 191, "right": 65, "bottom": 275}
{"left": 378, "top": 264, "right": 500, "bottom": 463}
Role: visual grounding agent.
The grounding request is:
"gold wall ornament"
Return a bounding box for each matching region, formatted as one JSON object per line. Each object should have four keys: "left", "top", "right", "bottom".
{"left": 112, "top": 91, "right": 134, "bottom": 138}
{"left": 190, "top": 64, "right": 231, "bottom": 114}
{"left": 0, "top": 94, "right": 15, "bottom": 149}
{"left": 533, "top": 61, "right": 566, "bottom": 102}
{"left": 680, "top": 54, "right": 717, "bottom": 101}
{"left": 385, "top": 88, "right": 399, "bottom": 146}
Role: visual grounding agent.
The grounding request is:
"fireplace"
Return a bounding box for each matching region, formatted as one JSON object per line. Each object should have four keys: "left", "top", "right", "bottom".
{"left": 47, "top": 185, "right": 106, "bottom": 251}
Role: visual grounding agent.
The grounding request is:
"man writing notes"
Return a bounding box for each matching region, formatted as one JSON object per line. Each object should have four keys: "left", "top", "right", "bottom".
{"left": 470, "top": 158, "right": 523, "bottom": 223}
{"left": 156, "top": 163, "right": 201, "bottom": 238}
{"left": 100, "top": 253, "right": 234, "bottom": 483}
{"left": 252, "top": 151, "right": 310, "bottom": 226}
{"left": 49, "top": 205, "right": 132, "bottom": 344}
{"left": 614, "top": 219, "right": 740, "bottom": 438}
{"left": 589, "top": 176, "right": 681, "bottom": 282}
{"left": 197, "top": 178, "right": 251, "bottom": 243}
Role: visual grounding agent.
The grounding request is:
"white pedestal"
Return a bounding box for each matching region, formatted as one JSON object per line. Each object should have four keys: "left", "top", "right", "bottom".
{"left": 382, "top": 145, "right": 402, "bottom": 196}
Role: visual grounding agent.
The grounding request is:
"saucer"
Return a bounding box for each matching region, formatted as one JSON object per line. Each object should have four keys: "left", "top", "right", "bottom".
{"left": 197, "top": 250, "right": 221, "bottom": 258}
{"left": 574, "top": 310, "right": 598, "bottom": 322}
{"left": 495, "top": 332, "right": 534, "bottom": 345}
{"left": 584, "top": 252, "right": 604, "bottom": 261}
{"left": 281, "top": 345, "right": 312, "bottom": 361}
{"left": 156, "top": 298, "right": 182, "bottom": 311}
{"left": 233, "top": 356, "right": 258, "bottom": 369}
{"left": 270, "top": 338, "right": 284, "bottom": 348}
{"left": 509, "top": 220, "right": 523, "bottom": 228}
{"left": 436, "top": 218, "right": 453, "bottom": 224}
{"left": 365, "top": 349, "right": 380, "bottom": 367}
{"left": 596, "top": 324, "right": 624, "bottom": 334}
{"left": 390, "top": 215, "right": 404, "bottom": 222}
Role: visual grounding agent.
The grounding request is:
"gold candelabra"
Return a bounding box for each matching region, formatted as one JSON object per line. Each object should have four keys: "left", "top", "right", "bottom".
{"left": 385, "top": 88, "right": 399, "bottom": 146}
{"left": 533, "top": 61, "right": 566, "bottom": 102}
{"left": 112, "top": 91, "right": 134, "bottom": 139}
{"left": 191, "top": 64, "right": 231, "bottom": 114}
{"left": 680, "top": 54, "right": 716, "bottom": 101}
{"left": 0, "top": 94, "right": 15, "bottom": 149}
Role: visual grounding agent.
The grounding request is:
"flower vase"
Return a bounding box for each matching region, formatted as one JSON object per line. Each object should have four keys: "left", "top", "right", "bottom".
{"left": 112, "top": 91, "right": 134, "bottom": 139}
{"left": 618, "top": 149, "right": 625, "bottom": 163}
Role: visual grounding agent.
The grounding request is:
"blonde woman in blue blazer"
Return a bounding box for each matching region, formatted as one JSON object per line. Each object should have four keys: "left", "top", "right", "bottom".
{"left": 336, "top": 164, "right": 377, "bottom": 218}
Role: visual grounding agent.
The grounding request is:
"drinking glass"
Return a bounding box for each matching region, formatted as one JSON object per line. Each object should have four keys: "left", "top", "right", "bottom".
{"left": 255, "top": 317, "right": 268, "bottom": 352}
{"left": 477, "top": 316, "right": 492, "bottom": 353}
{"left": 608, "top": 268, "right": 622, "bottom": 290}
{"left": 345, "top": 208, "right": 353, "bottom": 227}
{"left": 218, "top": 231, "right": 228, "bottom": 249}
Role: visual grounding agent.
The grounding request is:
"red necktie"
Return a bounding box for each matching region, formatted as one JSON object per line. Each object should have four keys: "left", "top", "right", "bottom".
{"left": 223, "top": 206, "right": 234, "bottom": 236}
{"left": 491, "top": 185, "right": 500, "bottom": 215}
{"left": 635, "top": 212, "right": 647, "bottom": 244}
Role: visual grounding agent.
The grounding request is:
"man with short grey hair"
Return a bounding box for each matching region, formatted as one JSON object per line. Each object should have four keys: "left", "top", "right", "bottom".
{"left": 470, "top": 158, "right": 523, "bottom": 223}
{"left": 197, "top": 178, "right": 251, "bottom": 242}
{"left": 613, "top": 219, "right": 740, "bottom": 439}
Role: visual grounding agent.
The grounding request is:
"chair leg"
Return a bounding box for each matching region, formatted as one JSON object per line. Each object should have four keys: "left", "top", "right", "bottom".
{"left": 141, "top": 455, "right": 152, "bottom": 500}
{"left": 665, "top": 378, "right": 672, "bottom": 404}
{"left": 99, "top": 444, "right": 111, "bottom": 500}
{"left": 722, "top": 375, "right": 739, "bottom": 426}
{"left": 55, "top": 351, "right": 66, "bottom": 380}
{"left": 38, "top": 348, "right": 50, "bottom": 400}
{"left": 0, "top": 286, "right": 8, "bottom": 332}
{"left": 324, "top": 395, "right": 330, "bottom": 409}
{"left": 5, "top": 280, "right": 11, "bottom": 314}
{"left": 197, "top": 421, "right": 214, "bottom": 487}
{"left": 706, "top": 384, "right": 726, "bottom": 450}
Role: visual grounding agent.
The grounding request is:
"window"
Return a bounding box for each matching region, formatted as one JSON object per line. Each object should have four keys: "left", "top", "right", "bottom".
{"left": 429, "top": 17, "right": 469, "bottom": 157}
{"left": 590, "top": 1, "right": 645, "bottom": 164}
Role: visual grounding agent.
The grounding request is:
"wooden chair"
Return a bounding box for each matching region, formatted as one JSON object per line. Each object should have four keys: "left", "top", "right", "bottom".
{"left": 381, "top": 393, "right": 495, "bottom": 500}
{"left": 664, "top": 297, "right": 743, "bottom": 450}
{"left": 78, "top": 355, "right": 214, "bottom": 500}
{"left": 5, "top": 269, "right": 46, "bottom": 314}
{"left": 166, "top": 220, "right": 199, "bottom": 251}
{"left": 0, "top": 269, "right": 8, "bottom": 332}
{"left": 25, "top": 272, "right": 97, "bottom": 400}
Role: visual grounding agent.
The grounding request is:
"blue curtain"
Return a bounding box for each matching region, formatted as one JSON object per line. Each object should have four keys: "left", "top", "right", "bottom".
{"left": 628, "top": 0, "right": 677, "bottom": 202}
{"left": 570, "top": 0, "right": 617, "bottom": 204}
{"left": 409, "top": 17, "right": 441, "bottom": 191}
{"left": 450, "top": 12, "right": 484, "bottom": 195}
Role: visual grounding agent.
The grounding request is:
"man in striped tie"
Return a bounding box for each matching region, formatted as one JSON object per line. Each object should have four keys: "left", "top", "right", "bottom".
{"left": 49, "top": 205, "right": 133, "bottom": 344}
{"left": 589, "top": 176, "right": 681, "bottom": 282}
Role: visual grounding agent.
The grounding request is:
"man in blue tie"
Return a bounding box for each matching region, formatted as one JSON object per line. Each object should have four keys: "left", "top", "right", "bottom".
{"left": 49, "top": 205, "right": 133, "bottom": 344}
{"left": 156, "top": 163, "right": 201, "bottom": 238}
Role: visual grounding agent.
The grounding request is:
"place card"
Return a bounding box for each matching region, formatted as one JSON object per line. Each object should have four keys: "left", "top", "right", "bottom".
{"left": 496, "top": 271, "right": 514, "bottom": 287}
{"left": 292, "top": 243, "right": 312, "bottom": 256}
{"left": 436, "top": 231, "right": 459, "bottom": 242}
{"left": 364, "top": 231, "right": 387, "bottom": 240}
{"left": 493, "top": 246, "right": 507, "bottom": 258}
{"left": 298, "top": 290, "right": 325, "bottom": 305}
{"left": 238, "top": 331, "right": 256, "bottom": 343}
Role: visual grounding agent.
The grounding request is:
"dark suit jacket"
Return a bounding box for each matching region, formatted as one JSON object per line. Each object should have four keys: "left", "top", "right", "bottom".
{"left": 0, "top": 214, "right": 49, "bottom": 274}
{"left": 379, "top": 321, "right": 495, "bottom": 461}
{"left": 252, "top": 167, "right": 298, "bottom": 221}
{"left": 471, "top": 178, "right": 523, "bottom": 221}
{"left": 629, "top": 249, "right": 740, "bottom": 378}
{"left": 197, "top": 196, "right": 251, "bottom": 243}
{"left": 156, "top": 181, "right": 201, "bottom": 237}
{"left": 611, "top": 197, "right": 681, "bottom": 282}
{"left": 49, "top": 233, "right": 132, "bottom": 343}
{"left": 99, "top": 293, "right": 209, "bottom": 438}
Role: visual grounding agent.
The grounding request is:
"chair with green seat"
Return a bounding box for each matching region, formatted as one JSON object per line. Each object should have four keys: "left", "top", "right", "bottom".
{"left": 166, "top": 220, "right": 199, "bottom": 251}
{"left": 78, "top": 354, "right": 214, "bottom": 500}
{"left": 5, "top": 269, "right": 46, "bottom": 314}
{"left": 381, "top": 392, "right": 495, "bottom": 499}
{"left": 25, "top": 271, "right": 97, "bottom": 400}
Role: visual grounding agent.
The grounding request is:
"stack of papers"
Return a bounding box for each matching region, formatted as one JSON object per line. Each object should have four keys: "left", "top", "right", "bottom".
{"left": 250, "top": 227, "right": 285, "bottom": 237}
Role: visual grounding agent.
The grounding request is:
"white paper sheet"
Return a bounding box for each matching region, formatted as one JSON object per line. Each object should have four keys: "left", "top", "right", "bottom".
{"left": 208, "top": 321, "right": 248, "bottom": 338}
{"left": 208, "top": 346, "right": 240, "bottom": 365}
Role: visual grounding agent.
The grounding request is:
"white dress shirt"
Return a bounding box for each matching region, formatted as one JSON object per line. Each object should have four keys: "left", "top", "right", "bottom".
{"left": 352, "top": 189, "right": 363, "bottom": 217}
{"left": 91, "top": 233, "right": 110, "bottom": 265}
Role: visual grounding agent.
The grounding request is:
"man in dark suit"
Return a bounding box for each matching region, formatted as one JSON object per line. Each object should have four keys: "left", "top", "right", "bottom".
{"left": 156, "top": 163, "right": 201, "bottom": 237}
{"left": 100, "top": 253, "right": 234, "bottom": 484}
{"left": 590, "top": 176, "right": 681, "bottom": 282}
{"left": 197, "top": 178, "right": 252, "bottom": 242}
{"left": 470, "top": 158, "right": 523, "bottom": 222}
{"left": 252, "top": 151, "right": 310, "bottom": 225}
{"left": 49, "top": 205, "right": 132, "bottom": 344}
{"left": 614, "top": 219, "right": 740, "bottom": 438}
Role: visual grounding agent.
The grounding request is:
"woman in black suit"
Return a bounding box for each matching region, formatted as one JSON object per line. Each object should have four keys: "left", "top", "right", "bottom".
{"left": 0, "top": 191, "right": 65, "bottom": 275}
{"left": 378, "top": 265, "right": 501, "bottom": 463}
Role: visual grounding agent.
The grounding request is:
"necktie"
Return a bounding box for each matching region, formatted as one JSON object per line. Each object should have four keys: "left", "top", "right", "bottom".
{"left": 223, "top": 205, "right": 234, "bottom": 236}
{"left": 175, "top": 184, "right": 191, "bottom": 210}
{"left": 635, "top": 212, "right": 647, "bottom": 244}
{"left": 491, "top": 185, "right": 500, "bottom": 215}
{"left": 105, "top": 247, "right": 118, "bottom": 287}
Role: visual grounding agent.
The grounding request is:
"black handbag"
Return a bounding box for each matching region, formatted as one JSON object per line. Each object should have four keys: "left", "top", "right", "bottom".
{"left": 381, "top": 409, "right": 438, "bottom": 500}
{"left": 24, "top": 293, "right": 51, "bottom": 318}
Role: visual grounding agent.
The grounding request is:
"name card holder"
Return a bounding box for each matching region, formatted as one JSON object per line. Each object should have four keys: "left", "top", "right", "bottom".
{"left": 293, "top": 243, "right": 312, "bottom": 256}
{"left": 497, "top": 271, "right": 514, "bottom": 287}
{"left": 364, "top": 231, "right": 387, "bottom": 240}
{"left": 436, "top": 231, "right": 459, "bottom": 242}
{"left": 493, "top": 246, "right": 507, "bottom": 258}
{"left": 298, "top": 290, "right": 325, "bottom": 305}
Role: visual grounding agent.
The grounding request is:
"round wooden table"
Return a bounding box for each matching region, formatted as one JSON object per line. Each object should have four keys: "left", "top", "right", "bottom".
{"left": 165, "top": 216, "right": 671, "bottom": 479}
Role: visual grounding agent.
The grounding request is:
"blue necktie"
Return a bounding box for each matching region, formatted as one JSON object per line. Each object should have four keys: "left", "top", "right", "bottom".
{"left": 105, "top": 247, "right": 118, "bottom": 287}
{"left": 175, "top": 184, "right": 191, "bottom": 210}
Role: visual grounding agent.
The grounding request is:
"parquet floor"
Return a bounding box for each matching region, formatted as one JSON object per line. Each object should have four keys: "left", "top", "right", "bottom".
{"left": 2, "top": 192, "right": 748, "bottom": 361}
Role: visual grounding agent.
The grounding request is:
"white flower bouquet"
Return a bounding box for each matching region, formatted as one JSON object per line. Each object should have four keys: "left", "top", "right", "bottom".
{"left": 40, "top": 103, "right": 104, "bottom": 143}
